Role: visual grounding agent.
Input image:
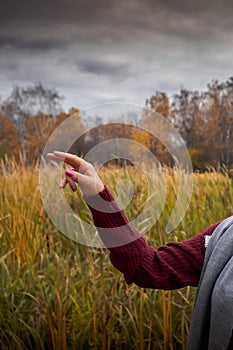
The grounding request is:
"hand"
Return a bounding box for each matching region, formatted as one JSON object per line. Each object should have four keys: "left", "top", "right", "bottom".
{"left": 47, "top": 151, "right": 105, "bottom": 197}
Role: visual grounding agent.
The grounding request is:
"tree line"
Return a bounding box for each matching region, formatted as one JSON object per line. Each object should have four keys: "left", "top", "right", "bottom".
{"left": 1, "top": 78, "right": 233, "bottom": 170}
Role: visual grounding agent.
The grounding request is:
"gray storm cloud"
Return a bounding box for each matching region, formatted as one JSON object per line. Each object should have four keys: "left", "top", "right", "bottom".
{"left": 0, "top": 0, "right": 233, "bottom": 109}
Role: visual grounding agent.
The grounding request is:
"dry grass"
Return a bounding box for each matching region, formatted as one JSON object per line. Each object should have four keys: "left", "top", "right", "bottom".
{"left": 0, "top": 157, "right": 232, "bottom": 349}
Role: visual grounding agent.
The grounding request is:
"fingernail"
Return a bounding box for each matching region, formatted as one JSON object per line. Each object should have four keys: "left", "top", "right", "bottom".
{"left": 66, "top": 169, "right": 74, "bottom": 177}
{"left": 70, "top": 183, "right": 76, "bottom": 192}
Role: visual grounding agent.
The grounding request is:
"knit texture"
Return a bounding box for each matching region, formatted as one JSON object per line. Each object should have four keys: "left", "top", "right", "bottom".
{"left": 84, "top": 185, "right": 233, "bottom": 349}
{"left": 84, "top": 185, "right": 221, "bottom": 288}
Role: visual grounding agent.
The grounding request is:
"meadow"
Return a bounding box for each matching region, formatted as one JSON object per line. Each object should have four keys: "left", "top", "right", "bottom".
{"left": 0, "top": 157, "right": 232, "bottom": 350}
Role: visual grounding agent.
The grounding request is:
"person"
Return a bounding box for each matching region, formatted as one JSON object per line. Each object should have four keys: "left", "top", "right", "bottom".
{"left": 47, "top": 151, "right": 233, "bottom": 350}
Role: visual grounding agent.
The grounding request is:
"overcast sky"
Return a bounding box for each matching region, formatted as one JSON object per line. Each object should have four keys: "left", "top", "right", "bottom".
{"left": 0, "top": 0, "right": 233, "bottom": 112}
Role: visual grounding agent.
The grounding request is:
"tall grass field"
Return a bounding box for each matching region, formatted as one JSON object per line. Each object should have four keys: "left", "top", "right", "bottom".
{"left": 0, "top": 157, "right": 232, "bottom": 349}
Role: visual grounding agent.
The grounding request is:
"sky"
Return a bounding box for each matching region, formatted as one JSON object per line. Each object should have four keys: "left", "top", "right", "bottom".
{"left": 0, "top": 0, "right": 233, "bottom": 112}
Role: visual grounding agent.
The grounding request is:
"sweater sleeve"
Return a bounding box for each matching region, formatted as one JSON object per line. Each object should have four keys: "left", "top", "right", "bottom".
{"left": 84, "top": 185, "right": 222, "bottom": 290}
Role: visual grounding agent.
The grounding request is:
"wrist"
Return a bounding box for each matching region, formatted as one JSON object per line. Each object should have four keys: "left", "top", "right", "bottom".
{"left": 96, "top": 182, "right": 105, "bottom": 194}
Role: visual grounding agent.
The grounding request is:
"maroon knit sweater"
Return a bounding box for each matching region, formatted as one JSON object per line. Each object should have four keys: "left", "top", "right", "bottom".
{"left": 85, "top": 185, "right": 222, "bottom": 289}
{"left": 85, "top": 185, "right": 233, "bottom": 349}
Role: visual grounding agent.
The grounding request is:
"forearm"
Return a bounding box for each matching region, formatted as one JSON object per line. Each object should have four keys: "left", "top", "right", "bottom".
{"left": 84, "top": 185, "right": 222, "bottom": 289}
{"left": 84, "top": 185, "right": 147, "bottom": 283}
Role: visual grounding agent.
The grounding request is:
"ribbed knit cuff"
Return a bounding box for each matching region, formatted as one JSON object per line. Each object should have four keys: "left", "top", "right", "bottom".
{"left": 83, "top": 185, "right": 130, "bottom": 227}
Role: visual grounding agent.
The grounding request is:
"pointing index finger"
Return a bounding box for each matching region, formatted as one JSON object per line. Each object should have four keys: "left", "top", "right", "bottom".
{"left": 47, "top": 151, "right": 83, "bottom": 170}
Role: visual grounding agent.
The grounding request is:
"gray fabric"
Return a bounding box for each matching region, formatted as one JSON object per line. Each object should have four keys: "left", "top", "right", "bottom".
{"left": 187, "top": 216, "right": 233, "bottom": 350}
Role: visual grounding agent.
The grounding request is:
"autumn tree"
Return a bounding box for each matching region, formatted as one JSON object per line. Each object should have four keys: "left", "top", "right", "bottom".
{"left": 1, "top": 82, "right": 63, "bottom": 162}
{"left": 146, "top": 91, "right": 170, "bottom": 119}
{"left": 201, "top": 78, "right": 233, "bottom": 168}
{"left": 0, "top": 112, "right": 20, "bottom": 159}
{"left": 144, "top": 92, "right": 173, "bottom": 165}
{"left": 25, "top": 108, "right": 86, "bottom": 163}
